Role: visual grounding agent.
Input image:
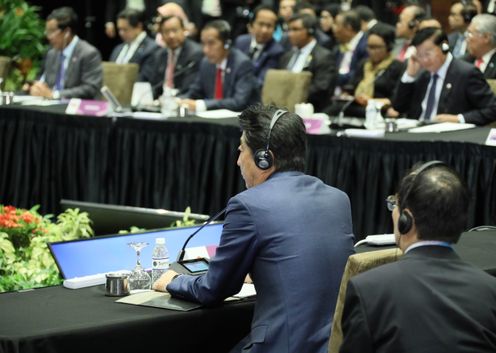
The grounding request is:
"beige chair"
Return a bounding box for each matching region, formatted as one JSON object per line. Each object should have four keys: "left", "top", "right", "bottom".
{"left": 101, "top": 62, "right": 139, "bottom": 105}
{"left": 0, "top": 56, "right": 11, "bottom": 89}
{"left": 486, "top": 79, "right": 496, "bottom": 127}
{"left": 328, "top": 248, "right": 402, "bottom": 353}
{"left": 261, "top": 69, "right": 312, "bottom": 112}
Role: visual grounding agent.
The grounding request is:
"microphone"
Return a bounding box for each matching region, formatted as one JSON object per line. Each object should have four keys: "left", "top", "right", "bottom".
{"left": 336, "top": 97, "right": 355, "bottom": 126}
{"left": 176, "top": 207, "right": 226, "bottom": 262}
{"left": 173, "top": 60, "right": 196, "bottom": 78}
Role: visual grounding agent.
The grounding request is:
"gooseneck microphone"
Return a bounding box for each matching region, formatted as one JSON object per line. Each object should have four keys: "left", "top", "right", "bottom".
{"left": 176, "top": 207, "right": 226, "bottom": 262}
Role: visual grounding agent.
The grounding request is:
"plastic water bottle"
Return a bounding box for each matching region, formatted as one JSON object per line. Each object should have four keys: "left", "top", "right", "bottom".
{"left": 151, "top": 238, "right": 169, "bottom": 283}
{"left": 365, "top": 100, "right": 378, "bottom": 130}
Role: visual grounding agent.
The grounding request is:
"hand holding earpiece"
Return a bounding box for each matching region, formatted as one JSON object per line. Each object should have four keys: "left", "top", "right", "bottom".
{"left": 406, "top": 48, "right": 421, "bottom": 77}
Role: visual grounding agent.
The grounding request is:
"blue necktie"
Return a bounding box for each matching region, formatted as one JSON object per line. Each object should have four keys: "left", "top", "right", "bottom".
{"left": 423, "top": 74, "right": 438, "bottom": 121}
{"left": 55, "top": 52, "right": 65, "bottom": 91}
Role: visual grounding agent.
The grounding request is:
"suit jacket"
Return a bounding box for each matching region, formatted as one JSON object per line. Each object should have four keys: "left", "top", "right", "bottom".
{"left": 335, "top": 33, "right": 369, "bottom": 89}
{"left": 279, "top": 43, "right": 337, "bottom": 111}
{"left": 41, "top": 38, "right": 103, "bottom": 99}
{"left": 340, "top": 246, "right": 496, "bottom": 353}
{"left": 168, "top": 171, "right": 355, "bottom": 353}
{"left": 109, "top": 35, "right": 158, "bottom": 75}
{"left": 234, "top": 34, "right": 284, "bottom": 87}
{"left": 463, "top": 52, "right": 496, "bottom": 79}
{"left": 184, "top": 48, "right": 260, "bottom": 111}
{"left": 104, "top": 0, "right": 162, "bottom": 23}
{"left": 140, "top": 38, "right": 202, "bottom": 98}
{"left": 392, "top": 58, "right": 496, "bottom": 125}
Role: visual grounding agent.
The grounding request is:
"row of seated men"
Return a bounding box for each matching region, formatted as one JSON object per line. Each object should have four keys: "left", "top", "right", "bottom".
{"left": 26, "top": 4, "right": 496, "bottom": 125}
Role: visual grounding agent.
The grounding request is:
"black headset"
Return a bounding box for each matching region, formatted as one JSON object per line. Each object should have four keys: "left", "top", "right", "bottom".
{"left": 398, "top": 160, "right": 446, "bottom": 235}
{"left": 461, "top": 4, "right": 478, "bottom": 24}
{"left": 217, "top": 20, "right": 232, "bottom": 49}
{"left": 407, "top": 8, "right": 426, "bottom": 30}
{"left": 254, "top": 109, "right": 287, "bottom": 170}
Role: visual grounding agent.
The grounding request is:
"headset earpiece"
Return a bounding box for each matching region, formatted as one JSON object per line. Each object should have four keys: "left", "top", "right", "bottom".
{"left": 224, "top": 39, "right": 232, "bottom": 50}
{"left": 441, "top": 41, "right": 450, "bottom": 54}
{"left": 254, "top": 109, "right": 287, "bottom": 170}
{"left": 398, "top": 209, "right": 413, "bottom": 235}
{"left": 307, "top": 26, "right": 315, "bottom": 35}
{"left": 408, "top": 19, "right": 418, "bottom": 30}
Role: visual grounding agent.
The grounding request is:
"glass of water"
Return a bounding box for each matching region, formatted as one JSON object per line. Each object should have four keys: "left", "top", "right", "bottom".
{"left": 127, "top": 242, "right": 151, "bottom": 292}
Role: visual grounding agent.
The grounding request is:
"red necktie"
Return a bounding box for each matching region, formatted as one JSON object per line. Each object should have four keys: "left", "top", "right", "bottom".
{"left": 475, "top": 58, "right": 483, "bottom": 69}
{"left": 214, "top": 67, "right": 223, "bottom": 100}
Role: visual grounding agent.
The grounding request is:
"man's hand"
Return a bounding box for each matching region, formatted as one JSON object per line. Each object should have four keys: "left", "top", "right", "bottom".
{"left": 152, "top": 269, "right": 180, "bottom": 292}
{"left": 435, "top": 114, "right": 459, "bottom": 123}
{"left": 29, "top": 81, "right": 53, "bottom": 99}
{"left": 179, "top": 99, "right": 197, "bottom": 112}
{"left": 406, "top": 48, "right": 422, "bottom": 77}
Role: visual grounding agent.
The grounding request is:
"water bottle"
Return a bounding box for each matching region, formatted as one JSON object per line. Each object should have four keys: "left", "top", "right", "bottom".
{"left": 365, "top": 100, "right": 378, "bottom": 130}
{"left": 151, "top": 238, "right": 169, "bottom": 283}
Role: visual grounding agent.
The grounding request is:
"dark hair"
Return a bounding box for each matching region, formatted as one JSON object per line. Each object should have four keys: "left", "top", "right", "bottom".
{"left": 250, "top": 5, "right": 277, "bottom": 24}
{"left": 321, "top": 4, "right": 341, "bottom": 19}
{"left": 203, "top": 20, "right": 231, "bottom": 44}
{"left": 369, "top": 22, "right": 396, "bottom": 52}
{"left": 288, "top": 13, "right": 318, "bottom": 37}
{"left": 47, "top": 7, "right": 78, "bottom": 33}
{"left": 117, "top": 8, "right": 146, "bottom": 28}
{"left": 159, "top": 15, "right": 185, "bottom": 29}
{"left": 408, "top": 5, "right": 427, "bottom": 28}
{"left": 397, "top": 163, "right": 469, "bottom": 242}
{"left": 340, "top": 10, "right": 362, "bottom": 33}
{"left": 411, "top": 27, "right": 449, "bottom": 48}
{"left": 355, "top": 5, "right": 375, "bottom": 22}
{"left": 294, "top": 1, "right": 316, "bottom": 15}
{"left": 238, "top": 104, "right": 307, "bottom": 172}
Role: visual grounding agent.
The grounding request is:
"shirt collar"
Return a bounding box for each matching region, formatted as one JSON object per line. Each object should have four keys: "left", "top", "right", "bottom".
{"left": 130, "top": 31, "right": 147, "bottom": 47}
{"left": 348, "top": 31, "right": 364, "bottom": 51}
{"left": 405, "top": 240, "right": 453, "bottom": 254}
{"left": 217, "top": 57, "right": 228, "bottom": 71}
{"left": 62, "top": 35, "right": 79, "bottom": 58}
{"left": 482, "top": 48, "right": 496, "bottom": 64}
{"left": 297, "top": 38, "right": 317, "bottom": 56}
{"left": 434, "top": 52, "right": 453, "bottom": 80}
{"left": 250, "top": 37, "right": 264, "bottom": 51}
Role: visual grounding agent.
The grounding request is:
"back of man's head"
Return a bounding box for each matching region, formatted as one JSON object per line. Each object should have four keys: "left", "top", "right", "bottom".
{"left": 341, "top": 10, "right": 362, "bottom": 34}
{"left": 397, "top": 162, "right": 469, "bottom": 243}
{"left": 48, "top": 7, "right": 78, "bottom": 34}
{"left": 238, "top": 104, "right": 307, "bottom": 172}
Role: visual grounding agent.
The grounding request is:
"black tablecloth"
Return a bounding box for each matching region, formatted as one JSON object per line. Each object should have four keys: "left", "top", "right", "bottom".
{"left": 1, "top": 105, "right": 495, "bottom": 239}
{"left": 0, "top": 285, "right": 254, "bottom": 353}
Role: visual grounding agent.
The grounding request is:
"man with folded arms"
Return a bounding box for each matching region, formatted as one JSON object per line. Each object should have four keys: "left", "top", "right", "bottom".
{"left": 154, "top": 104, "right": 355, "bottom": 353}
{"left": 28, "top": 7, "right": 102, "bottom": 99}
{"left": 179, "top": 20, "right": 259, "bottom": 112}
{"left": 340, "top": 161, "right": 496, "bottom": 352}
{"left": 392, "top": 27, "right": 496, "bottom": 125}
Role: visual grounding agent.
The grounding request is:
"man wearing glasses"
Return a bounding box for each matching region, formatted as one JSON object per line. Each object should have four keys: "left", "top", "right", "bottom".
{"left": 392, "top": 27, "right": 496, "bottom": 125}
{"left": 27, "top": 7, "right": 102, "bottom": 99}
{"left": 340, "top": 161, "right": 496, "bottom": 353}
{"left": 464, "top": 14, "right": 496, "bottom": 79}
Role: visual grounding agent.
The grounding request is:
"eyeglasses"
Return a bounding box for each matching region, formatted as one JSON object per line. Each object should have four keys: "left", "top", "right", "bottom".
{"left": 465, "top": 31, "right": 484, "bottom": 39}
{"left": 367, "top": 44, "right": 386, "bottom": 51}
{"left": 386, "top": 195, "right": 397, "bottom": 212}
{"left": 44, "top": 28, "right": 61, "bottom": 38}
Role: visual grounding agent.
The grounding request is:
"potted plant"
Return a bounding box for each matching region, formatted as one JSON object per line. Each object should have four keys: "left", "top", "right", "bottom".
{"left": 0, "top": 0, "right": 46, "bottom": 90}
{"left": 0, "top": 205, "right": 94, "bottom": 292}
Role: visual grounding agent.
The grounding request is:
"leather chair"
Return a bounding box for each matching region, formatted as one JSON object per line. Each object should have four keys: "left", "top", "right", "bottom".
{"left": 261, "top": 69, "right": 312, "bottom": 112}
{"left": 101, "top": 62, "right": 139, "bottom": 105}
{"left": 328, "top": 248, "right": 402, "bottom": 353}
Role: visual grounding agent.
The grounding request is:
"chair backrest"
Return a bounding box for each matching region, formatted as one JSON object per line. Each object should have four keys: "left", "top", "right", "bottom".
{"left": 262, "top": 69, "right": 312, "bottom": 112}
{"left": 328, "top": 248, "right": 402, "bottom": 353}
{"left": 486, "top": 79, "right": 496, "bottom": 127}
{"left": 101, "top": 62, "right": 139, "bottom": 105}
{"left": 0, "top": 56, "right": 11, "bottom": 90}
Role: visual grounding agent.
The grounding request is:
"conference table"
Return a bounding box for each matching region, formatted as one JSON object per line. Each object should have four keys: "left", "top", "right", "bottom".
{"left": 1, "top": 104, "right": 495, "bottom": 239}
{"left": 1, "top": 230, "right": 495, "bottom": 353}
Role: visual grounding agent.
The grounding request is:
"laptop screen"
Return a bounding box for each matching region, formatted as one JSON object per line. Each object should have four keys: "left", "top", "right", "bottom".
{"left": 48, "top": 223, "right": 223, "bottom": 279}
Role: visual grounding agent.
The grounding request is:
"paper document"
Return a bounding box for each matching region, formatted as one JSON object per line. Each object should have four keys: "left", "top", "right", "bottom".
{"left": 196, "top": 109, "right": 240, "bottom": 119}
{"left": 408, "top": 122, "right": 475, "bottom": 133}
{"left": 485, "top": 128, "right": 496, "bottom": 146}
{"left": 342, "top": 129, "right": 385, "bottom": 139}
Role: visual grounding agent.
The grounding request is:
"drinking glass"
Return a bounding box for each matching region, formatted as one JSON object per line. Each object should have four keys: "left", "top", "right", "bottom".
{"left": 127, "top": 241, "right": 151, "bottom": 292}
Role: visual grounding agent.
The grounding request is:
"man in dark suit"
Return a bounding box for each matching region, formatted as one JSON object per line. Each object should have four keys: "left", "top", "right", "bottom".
{"left": 464, "top": 14, "right": 496, "bottom": 79}
{"left": 279, "top": 13, "right": 336, "bottom": 112}
{"left": 109, "top": 8, "right": 158, "bottom": 77}
{"left": 333, "top": 9, "right": 368, "bottom": 94}
{"left": 28, "top": 7, "right": 102, "bottom": 99}
{"left": 340, "top": 161, "right": 496, "bottom": 353}
{"left": 140, "top": 15, "right": 202, "bottom": 98}
{"left": 392, "top": 27, "right": 496, "bottom": 125}
{"left": 153, "top": 104, "right": 355, "bottom": 353}
{"left": 447, "top": 2, "right": 477, "bottom": 58}
{"left": 234, "top": 5, "right": 284, "bottom": 88}
{"left": 179, "top": 20, "right": 259, "bottom": 112}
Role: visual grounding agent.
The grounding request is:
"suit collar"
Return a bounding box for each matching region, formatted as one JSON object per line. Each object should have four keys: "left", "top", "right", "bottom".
{"left": 403, "top": 244, "right": 460, "bottom": 261}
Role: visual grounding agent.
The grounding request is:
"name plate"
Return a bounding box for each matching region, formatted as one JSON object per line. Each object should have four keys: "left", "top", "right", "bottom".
{"left": 66, "top": 99, "right": 109, "bottom": 116}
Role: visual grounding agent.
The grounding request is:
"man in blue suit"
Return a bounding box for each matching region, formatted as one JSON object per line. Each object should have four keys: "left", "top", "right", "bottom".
{"left": 234, "top": 5, "right": 284, "bottom": 88}
{"left": 179, "top": 20, "right": 260, "bottom": 112}
{"left": 153, "top": 104, "right": 355, "bottom": 353}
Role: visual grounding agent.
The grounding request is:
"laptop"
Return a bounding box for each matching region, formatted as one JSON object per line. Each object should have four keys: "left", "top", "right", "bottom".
{"left": 60, "top": 199, "right": 209, "bottom": 236}
{"left": 48, "top": 223, "right": 223, "bottom": 279}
